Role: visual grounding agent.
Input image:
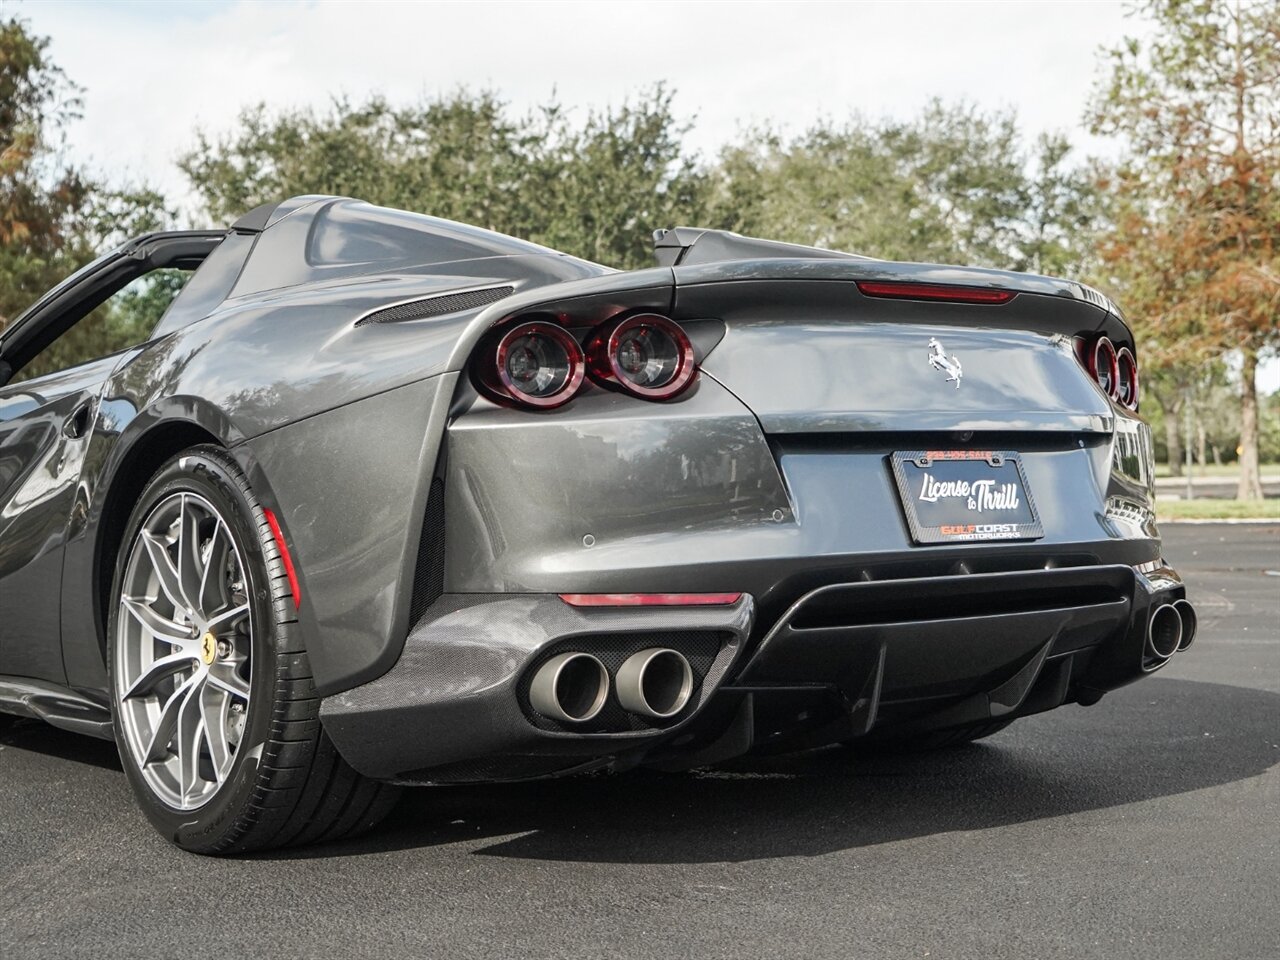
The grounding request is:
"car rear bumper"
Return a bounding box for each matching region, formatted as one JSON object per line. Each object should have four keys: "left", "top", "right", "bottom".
{"left": 320, "top": 560, "right": 1187, "bottom": 783}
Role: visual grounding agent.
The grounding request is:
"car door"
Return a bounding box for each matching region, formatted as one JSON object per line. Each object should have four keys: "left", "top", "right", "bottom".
{"left": 0, "top": 357, "right": 119, "bottom": 680}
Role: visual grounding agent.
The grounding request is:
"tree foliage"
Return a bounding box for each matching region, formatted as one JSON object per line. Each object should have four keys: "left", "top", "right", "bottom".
{"left": 180, "top": 86, "right": 705, "bottom": 270}
{"left": 1089, "top": 0, "right": 1280, "bottom": 496}
{"left": 706, "top": 102, "right": 1100, "bottom": 274}
{"left": 0, "top": 16, "right": 90, "bottom": 330}
{"left": 181, "top": 93, "right": 1106, "bottom": 279}
{"left": 0, "top": 16, "right": 173, "bottom": 379}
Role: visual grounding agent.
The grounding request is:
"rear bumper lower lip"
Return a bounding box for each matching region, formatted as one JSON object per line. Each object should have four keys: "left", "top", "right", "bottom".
{"left": 320, "top": 559, "right": 1183, "bottom": 784}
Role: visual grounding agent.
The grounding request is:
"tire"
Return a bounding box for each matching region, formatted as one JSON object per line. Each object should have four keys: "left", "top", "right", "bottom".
{"left": 107, "top": 445, "right": 399, "bottom": 854}
{"left": 855, "top": 718, "right": 1015, "bottom": 754}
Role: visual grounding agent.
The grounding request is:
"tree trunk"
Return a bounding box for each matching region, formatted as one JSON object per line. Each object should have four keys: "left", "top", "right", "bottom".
{"left": 1162, "top": 395, "right": 1184, "bottom": 477}
{"left": 1196, "top": 422, "right": 1207, "bottom": 470}
{"left": 1236, "top": 345, "right": 1263, "bottom": 500}
{"left": 1228, "top": 5, "right": 1263, "bottom": 502}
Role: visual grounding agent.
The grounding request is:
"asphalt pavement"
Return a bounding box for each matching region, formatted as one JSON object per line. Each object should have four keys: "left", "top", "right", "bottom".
{"left": 1, "top": 523, "right": 1277, "bottom": 960}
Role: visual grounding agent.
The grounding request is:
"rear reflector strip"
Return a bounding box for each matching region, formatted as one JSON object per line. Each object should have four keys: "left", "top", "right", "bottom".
{"left": 855, "top": 281, "right": 1016, "bottom": 304}
{"left": 559, "top": 593, "right": 742, "bottom": 608}
{"left": 263, "top": 509, "right": 302, "bottom": 610}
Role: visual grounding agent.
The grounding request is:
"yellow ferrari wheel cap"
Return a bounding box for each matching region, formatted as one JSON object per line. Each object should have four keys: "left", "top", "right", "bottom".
{"left": 201, "top": 632, "right": 217, "bottom": 665}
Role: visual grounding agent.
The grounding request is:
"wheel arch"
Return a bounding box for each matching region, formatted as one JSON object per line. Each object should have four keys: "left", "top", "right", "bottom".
{"left": 87, "top": 395, "right": 272, "bottom": 666}
{"left": 92, "top": 419, "right": 226, "bottom": 660}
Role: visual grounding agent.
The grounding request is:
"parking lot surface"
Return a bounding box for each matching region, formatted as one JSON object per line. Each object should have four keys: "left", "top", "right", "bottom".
{"left": 1, "top": 523, "right": 1277, "bottom": 959}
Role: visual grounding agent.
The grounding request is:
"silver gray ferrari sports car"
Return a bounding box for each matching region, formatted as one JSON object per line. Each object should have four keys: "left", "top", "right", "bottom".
{"left": 0, "top": 197, "right": 1194, "bottom": 853}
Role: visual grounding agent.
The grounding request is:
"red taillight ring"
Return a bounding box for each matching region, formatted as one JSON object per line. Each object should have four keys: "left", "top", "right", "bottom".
{"left": 1116, "top": 347, "right": 1139, "bottom": 409}
{"left": 490, "top": 320, "right": 585, "bottom": 409}
{"left": 1089, "top": 336, "right": 1119, "bottom": 400}
{"left": 587, "top": 313, "right": 697, "bottom": 401}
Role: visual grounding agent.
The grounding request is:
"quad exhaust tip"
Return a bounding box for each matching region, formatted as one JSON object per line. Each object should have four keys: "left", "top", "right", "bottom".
{"left": 529, "top": 652, "right": 609, "bottom": 724}
{"left": 1146, "top": 603, "right": 1183, "bottom": 661}
{"left": 616, "top": 648, "right": 694, "bottom": 720}
{"left": 1173, "top": 599, "right": 1197, "bottom": 650}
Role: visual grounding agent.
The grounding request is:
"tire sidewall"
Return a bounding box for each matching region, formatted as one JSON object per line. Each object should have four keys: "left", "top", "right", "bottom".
{"left": 107, "top": 447, "right": 285, "bottom": 852}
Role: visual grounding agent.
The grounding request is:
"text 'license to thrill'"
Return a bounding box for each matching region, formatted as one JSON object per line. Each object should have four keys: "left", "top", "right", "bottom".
{"left": 890, "top": 450, "right": 1044, "bottom": 544}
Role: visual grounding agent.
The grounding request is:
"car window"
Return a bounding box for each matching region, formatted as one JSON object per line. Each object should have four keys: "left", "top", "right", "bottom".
{"left": 10, "top": 268, "right": 191, "bottom": 384}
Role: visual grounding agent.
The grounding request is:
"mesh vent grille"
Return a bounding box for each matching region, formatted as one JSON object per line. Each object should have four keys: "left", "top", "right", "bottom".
{"left": 409, "top": 478, "right": 446, "bottom": 626}
{"left": 518, "top": 631, "right": 729, "bottom": 734}
{"left": 356, "top": 286, "right": 514, "bottom": 326}
{"left": 1078, "top": 284, "right": 1122, "bottom": 318}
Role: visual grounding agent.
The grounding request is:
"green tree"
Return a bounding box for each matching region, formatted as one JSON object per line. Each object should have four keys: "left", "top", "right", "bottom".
{"left": 1022, "top": 134, "right": 1104, "bottom": 278}
{"left": 517, "top": 89, "right": 708, "bottom": 268}
{"left": 180, "top": 86, "right": 704, "bottom": 270}
{"left": 1090, "top": 0, "right": 1280, "bottom": 498}
{"left": 705, "top": 101, "right": 1098, "bottom": 270}
{"left": 180, "top": 92, "right": 529, "bottom": 230}
{"left": 0, "top": 16, "right": 91, "bottom": 332}
{"left": 0, "top": 16, "right": 173, "bottom": 378}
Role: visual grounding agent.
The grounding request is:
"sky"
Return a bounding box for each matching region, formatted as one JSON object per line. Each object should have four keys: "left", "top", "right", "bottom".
{"left": 12, "top": 0, "right": 1278, "bottom": 390}
{"left": 20, "top": 0, "right": 1145, "bottom": 204}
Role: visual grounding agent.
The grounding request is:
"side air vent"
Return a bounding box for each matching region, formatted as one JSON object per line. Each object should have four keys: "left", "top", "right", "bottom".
{"left": 355, "top": 286, "right": 514, "bottom": 327}
{"left": 408, "top": 478, "right": 446, "bottom": 626}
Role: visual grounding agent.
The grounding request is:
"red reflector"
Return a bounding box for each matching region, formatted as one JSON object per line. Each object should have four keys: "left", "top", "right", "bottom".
{"left": 856, "top": 281, "right": 1016, "bottom": 304}
{"left": 558, "top": 593, "right": 742, "bottom": 608}
{"left": 263, "top": 509, "right": 301, "bottom": 610}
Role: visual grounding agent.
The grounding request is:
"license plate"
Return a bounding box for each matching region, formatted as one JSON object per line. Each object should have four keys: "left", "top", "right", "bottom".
{"left": 889, "top": 450, "right": 1043, "bottom": 544}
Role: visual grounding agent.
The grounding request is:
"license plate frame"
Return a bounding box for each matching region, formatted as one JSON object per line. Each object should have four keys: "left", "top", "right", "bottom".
{"left": 889, "top": 449, "right": 1044, "bottom": 545}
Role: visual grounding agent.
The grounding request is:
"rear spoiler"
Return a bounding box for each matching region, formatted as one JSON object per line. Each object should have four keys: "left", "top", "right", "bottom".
{"left": 656, "top": 227, "right": 1125, "bottom": 323}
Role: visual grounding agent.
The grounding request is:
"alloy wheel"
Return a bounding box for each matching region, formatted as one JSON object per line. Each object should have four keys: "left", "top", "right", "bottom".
{"left": 113, "top": 491, "right": 253, "bottom": 811}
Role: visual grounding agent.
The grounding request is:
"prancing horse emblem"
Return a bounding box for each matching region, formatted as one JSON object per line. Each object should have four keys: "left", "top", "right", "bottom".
{"left": 927, "top": 337, "right": 962, "bottom": 388}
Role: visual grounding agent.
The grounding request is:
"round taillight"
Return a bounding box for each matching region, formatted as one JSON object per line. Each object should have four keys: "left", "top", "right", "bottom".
{"left": 587, "top": 314, "right": 696, "bottom": 400}
{"left": 478, "top": 320, "right": 584, "bottom": 409}
{"left": 1089, "top": 336, "right": 1119, "bottom": 400}
{"left": 1115, "top": 347, "right": 1139, "bottom": 409}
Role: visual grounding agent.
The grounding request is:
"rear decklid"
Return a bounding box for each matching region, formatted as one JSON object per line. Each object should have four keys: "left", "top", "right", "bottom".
{"left": 674, "top": 259, "right": 1124, "bottom": 435}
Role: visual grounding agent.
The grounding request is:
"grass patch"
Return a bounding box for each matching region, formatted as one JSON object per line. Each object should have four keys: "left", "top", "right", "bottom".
{"left": 1157, "top": 499, "right": 1279, "bottom": 520}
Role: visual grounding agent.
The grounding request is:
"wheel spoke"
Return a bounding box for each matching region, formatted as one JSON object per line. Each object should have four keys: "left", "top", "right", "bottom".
{"left": 175, "top": 686, "right": 205, "bottom": 804}
{"left": 206, "top": 602, "right": 250, "bottom": 635}
{"left": 207, "top": 661, "right": 250, "bottom": 700}
{"left": 177, "top": 495, "right": 206, "bottom": 615}
{"left": 198, "top": 520, "right": 231, "bottom": 616}
{"left": 140, "top": 529, "right": 191, "bottom": 615}
{"left": 122, "top": 652, "right": 195, "bottom": 700}
{"left": 121, "top": 596, "right": 191, "bottom": 647}
{"left": 200, "top": 683, "right": 234, "bottom": 784}
{"left": 141, "top": 673, "right": 200, "bottom": 765}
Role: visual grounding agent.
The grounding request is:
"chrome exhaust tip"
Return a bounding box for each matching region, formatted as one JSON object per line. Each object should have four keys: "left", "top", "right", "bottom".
{"left": 616, "top": 648, "right": 694, "bottom": 720}
{"left": 1146, "top": 603, "right": 1183, "bottom": 661}
{"left": 1173, "top": 599, "right": 1197, "bottom": 650}
{"left": 529, "top": 652, "right": 609, "bottom": 724}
